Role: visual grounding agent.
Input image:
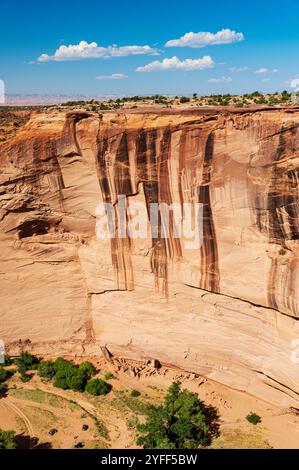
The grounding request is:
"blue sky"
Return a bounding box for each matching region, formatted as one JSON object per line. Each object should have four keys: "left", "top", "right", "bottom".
{"left": 1, "top": 0, "right": 299, "bottom": 96}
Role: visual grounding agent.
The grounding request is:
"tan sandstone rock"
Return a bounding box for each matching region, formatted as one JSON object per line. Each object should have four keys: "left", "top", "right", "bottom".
{"left": 0, "top": 107, "right": 299, "bottom": 407}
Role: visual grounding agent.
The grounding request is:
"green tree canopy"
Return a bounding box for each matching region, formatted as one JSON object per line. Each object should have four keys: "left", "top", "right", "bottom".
{"left": 37, "top": 360, "right": 56, "bottom": 379}
{"left": 85, "top": 378, "right": 111, "bottom": 396}
{"left": 0, "top": 429, "right": 16, "bottom": 449}
{"left": 136, "top": 381, "right": 219, "bottom": 449}
{"left": 78, "top": 361, "right": 97, "bottom": 379}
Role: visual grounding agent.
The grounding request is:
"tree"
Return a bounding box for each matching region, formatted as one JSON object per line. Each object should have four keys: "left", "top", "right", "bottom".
{"left": 52, "top": 358, "right": 91, "bottom": 391}
{"left": 67, "top": 370, "right": 87, "bottom": 392}
{"left": 85, "top": 378, "right": 111, "bottom": 396}
{"left": 136, "top": 382, "right": 219, "bottom": 449}
{"left": 0, "top": 367, "right": 9, "bottom": 383}
{"left": 246, "top": 412, "right": 262, "bottom": 425}
{"left": 79, "top": 361, "right": 97, "bottom": 379}
{"left": 193, "top": 93, "right": 198, "bottom": 99}
{"left": 180, "top": 97, "right": 190, "bottom": 103}
{"left": 53, "top": 361, "right": 77, "bottom": 390}
{"left": 38, "top": 360, "right": 56, "bottom": 379}
{"left": 53, "top": 370, "right": 69, "bottom": 390}
{"left": 14, "top": 351, "right": 39, "bottom": 371}
{"left": 0, "top": 429, "right": 16, "bottom": 449}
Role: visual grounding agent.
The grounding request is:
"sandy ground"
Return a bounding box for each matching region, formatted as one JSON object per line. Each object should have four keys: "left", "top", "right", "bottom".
{"left": 0, "top": 357, "right": 298, "bottom": 449}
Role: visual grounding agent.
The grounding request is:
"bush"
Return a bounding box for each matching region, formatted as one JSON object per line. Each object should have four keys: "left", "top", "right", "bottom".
{"left": 0, "top": 383, "right": 8, "bottom": 397}
{"left": 130, "top": 389, "right": 141, "bottom": 397}
{"left": 53, "top": 359, "right": 91, "bottom": 392}
{"left": 54, "top": 357, "right": 73, "bottom": 371}
{"left": 53, "top": 363, "right": 77, "bottom": 390}
{"left": 0, "top": 429, "right": 16, "bottom": 449}
{"left": 53, "top": 371, "right": 69, "bottom": 390}
{"left": 0, "top": 367, "right": 10, "bottom": 383}
{"left": 38, "top": 360, "right": 56, "bottom": 379}
{"left": 4, "top": 355, "right": 13, "bottom": 366}
{"left": 136, "top": 381, "right": 219, "bottom": 449}
{"left": 104, "top": 372, "right": 116, "bottom": 380}
{"left": 180, "top": 97, "right": 190, "bottom": 103}
{"left": 246, "top": 412, "right": 262, "bottom": 425}
{"left": 67, "top": 370, "right": 87, "bottom": 392}
{"left": 79, "top": 362, "right": 97, "bottom": 379}
{"left": 85, "top": 378, "right": 111, "bottom": 396}
{"left": 14, "top": 351, "right": 39, "bottom": 371}
{"left": 20, "top": 373, "right": 31, "bottom": 383}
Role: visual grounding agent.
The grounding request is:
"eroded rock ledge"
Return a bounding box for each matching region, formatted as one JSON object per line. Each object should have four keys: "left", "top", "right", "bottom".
{"left": 0, "top": 108, "right": 299, "bottom": 407}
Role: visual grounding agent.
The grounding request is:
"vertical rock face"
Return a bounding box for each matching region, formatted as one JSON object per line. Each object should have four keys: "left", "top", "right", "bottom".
{"left": 0, "top": 108, "right": 299, "bottom": 407}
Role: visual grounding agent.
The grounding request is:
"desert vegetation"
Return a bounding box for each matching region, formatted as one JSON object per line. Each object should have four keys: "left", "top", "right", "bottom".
{"left": 136, "top": 381, "right": 219, "bottom": 449}
{"left": 48, "top": 90, "right": 299, "bottom": 112}
{"left": 0, "top": 352, "right": 291, "bottom": 449}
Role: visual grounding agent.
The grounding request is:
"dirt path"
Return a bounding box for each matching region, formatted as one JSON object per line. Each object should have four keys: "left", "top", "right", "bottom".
{"left": 4, "top": 398, "right": 34, "bottom": 437}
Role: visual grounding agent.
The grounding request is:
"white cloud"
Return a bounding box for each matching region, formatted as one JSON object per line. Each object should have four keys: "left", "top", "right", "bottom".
{"left": 262, "top": 78, "right": 271, "bottom": 82}
{"left": 136, "top": 55, "right": 214, "bottom": 72}
{"left": 207, "top": 76, "right": 232, "bottom": 83}
{"left": 96, "top": 73, "right": 128, "bottom": 80}
{"left": 229, "top": 66, "right": 251, "bottom": 72}
{"left": 255, "top": 67, "right": 278, "bottom": 74}
{"left": 290, "top": 78, "right": 299, "bottom": 90}
{"left": 255, "top": 68, "right": 268, "bottom": 74}
{"left": 38, "top": 41, "right": 158, "bottom": 62}
{"left": 165, "top": 29, "right": 244, "bottom": 48}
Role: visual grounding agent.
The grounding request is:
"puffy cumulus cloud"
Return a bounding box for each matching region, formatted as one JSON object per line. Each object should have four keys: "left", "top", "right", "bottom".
{"left": 136, "top": 55, "right": 214, "bottom": 72}
{"left": 255, "top": 68, "right": 278, "bottom": 74}
{"left": 96, "top": 73, "right": 128, "bottom": 80}
{"left": 165, "top": 29, "right": 244, "bottom": 48}
{"left": 38, "top": 41, "right": 158, "bottom": 62}
{"left": 207, "top": 76, "right": 232, "bottom": 83}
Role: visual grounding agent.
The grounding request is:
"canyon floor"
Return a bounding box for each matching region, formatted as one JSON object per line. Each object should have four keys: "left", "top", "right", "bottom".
{"left": 0, "top": 356, "right": 298, "bottom": 449}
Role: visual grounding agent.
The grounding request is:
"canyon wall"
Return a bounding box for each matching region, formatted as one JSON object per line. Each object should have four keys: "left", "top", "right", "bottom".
{"left": 0, "top": 108, "right": 299, "bottom": 407}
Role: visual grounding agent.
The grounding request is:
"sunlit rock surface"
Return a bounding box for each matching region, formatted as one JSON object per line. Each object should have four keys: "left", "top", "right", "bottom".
{"left": 0, "top": 107, "right": 299, "bottom": 407}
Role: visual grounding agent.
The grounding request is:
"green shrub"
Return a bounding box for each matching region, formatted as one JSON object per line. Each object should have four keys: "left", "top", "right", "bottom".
{"left": 79, "top": 361, "right": 97, "bottom": 379}
{"left": 4, "top": 355, "right": 13, "bottom": 366}
{"left": 67, "top": 370, "right": 87, "bottom": 392}
{"left": 0, "top": 367, "right": 10, "bottom": 383}
{"left": 16, "top": 363, "right": 31, "bottom": 382}
{"left": 20, "top": 373, "right": 31, "bottom": 383}
{"left": 0, "top": 429, "right": 16, "bottom": 449}
{"left": 54, "top": 357, "right": 73, "bottom": 371}
{"left": 85, "top": 378, "right": 111, "bottom": 396}
{"left": 130, "top": 389, "right": 141, "bottom": 397}
{"left": 136, "top": 381, "right": 219, "bottom": 449}
{"left": 38, "top": 360, "right": 56, "bottom": 379}
{"left": 246, "top": 412, "right": 262, "bottom": 425}
{"left": 53, "top": 359, "right": 90, "bottom": 392}
{"left": 180, "top": 96, "right": 190, "bottom": 103}
{"left": 0, "top": 383, "right": 8, "bottom": 397}
{"left": 104, "top": 372, "right": 116, "bottom": 380}
{"left": 14, "top": 351, "right": 39, "bottom": 371}
{"left": 53, "top": 371, "right": 69, "bottom": 390}
{"left": 53, "top": 362, "right": 77, "bottom": 390}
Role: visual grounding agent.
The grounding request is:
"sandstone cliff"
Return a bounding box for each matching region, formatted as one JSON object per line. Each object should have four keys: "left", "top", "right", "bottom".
{"left": 0, "top": 107, "right": 299, "bottom": 407}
